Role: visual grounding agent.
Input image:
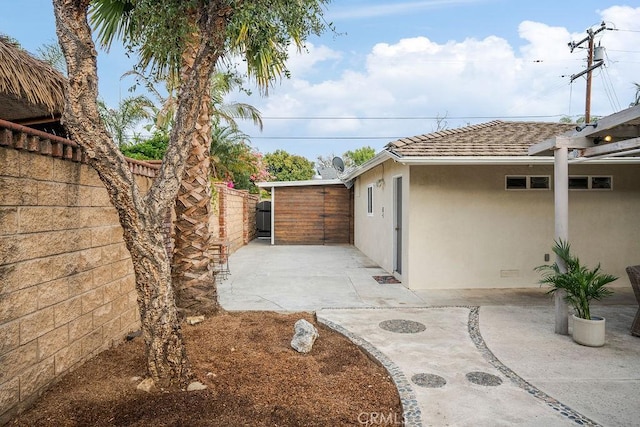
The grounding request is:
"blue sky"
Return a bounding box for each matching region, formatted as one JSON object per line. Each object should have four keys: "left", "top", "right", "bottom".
{"left": 2, "top": 1, "right": 640, "bottom": 162}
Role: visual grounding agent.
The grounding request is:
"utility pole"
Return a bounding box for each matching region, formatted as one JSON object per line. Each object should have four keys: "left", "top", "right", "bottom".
{"left": 569, "top": 22, "right": 610, "bottom": 123}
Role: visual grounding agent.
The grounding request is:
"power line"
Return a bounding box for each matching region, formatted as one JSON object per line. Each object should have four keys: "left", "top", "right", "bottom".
{"left": 259, "top": 114, "right": 568, "bottom": 120}
{"left": 248, "top": 136, "right": 402, "bottom": 140}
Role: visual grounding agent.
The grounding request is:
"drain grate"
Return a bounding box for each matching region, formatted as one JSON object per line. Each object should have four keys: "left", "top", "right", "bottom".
{"left": 373, "top": 275, "right": 401, "bottom": 284}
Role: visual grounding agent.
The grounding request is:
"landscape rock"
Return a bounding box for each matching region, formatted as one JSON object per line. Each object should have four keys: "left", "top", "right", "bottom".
{"left": 136, "top": 378, "right": 155, "bottom": 392}
{"left": 187, "top": 381, "right": 208, "bottom": 391}
{"left": 186, "top": 315, "right": 205, "bottom": 325}
{"left": 290, "top": 319, "right": 319, "bottom": 353}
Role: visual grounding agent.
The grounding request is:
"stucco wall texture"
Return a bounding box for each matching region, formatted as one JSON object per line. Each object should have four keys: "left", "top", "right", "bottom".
{"left": 354, "top": 161, "right": 640, "bottom": 291}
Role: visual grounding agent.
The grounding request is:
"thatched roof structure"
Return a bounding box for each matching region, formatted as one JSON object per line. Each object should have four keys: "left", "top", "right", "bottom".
{"left": 0, "top": 36, "right": 65, "bottom": 124}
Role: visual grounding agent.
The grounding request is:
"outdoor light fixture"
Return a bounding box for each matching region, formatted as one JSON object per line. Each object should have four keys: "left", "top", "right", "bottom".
{"left": 576, "top": 122, "right": 598, "bottom": 132}
{"left": 593, "top": 135, "right": 613, "bottom": 145}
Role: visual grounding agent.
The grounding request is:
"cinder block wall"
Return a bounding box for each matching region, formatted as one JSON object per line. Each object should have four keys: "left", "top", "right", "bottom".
{"left": 213, "top": 184, "right": 259, "bottom": 254}
{"left": 0, "top": 127, "right": 258, "bottom": 423}
{"left": 0, "top": 144, "right": 149, "bottom": 423}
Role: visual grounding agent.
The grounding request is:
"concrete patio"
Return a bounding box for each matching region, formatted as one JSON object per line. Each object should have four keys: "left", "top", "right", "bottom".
{"left": 218, "top": 241, "right": 640, "bottom": 426}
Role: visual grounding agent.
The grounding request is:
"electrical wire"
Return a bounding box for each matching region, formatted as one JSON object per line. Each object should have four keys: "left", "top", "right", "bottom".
{"left": 259, "top": 114, "right": 567, "bottom": 120}
{"left": 614, "top": 28, "right": 640, "bottom": 33}
{"left": 568, "top": 78, "right": 574, "bottom": 119}
{"left": 600, "top": 64, "right": 622, "bottom": 112}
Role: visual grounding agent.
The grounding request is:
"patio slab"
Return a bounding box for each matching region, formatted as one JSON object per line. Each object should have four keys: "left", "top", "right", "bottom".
{"left": 218, "top": 241, "right": 640, "bottom": 426}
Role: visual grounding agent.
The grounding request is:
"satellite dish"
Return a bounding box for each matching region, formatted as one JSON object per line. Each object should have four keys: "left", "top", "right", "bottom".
{"left": 332, "top": 156, "right": 345, "bottom": 173}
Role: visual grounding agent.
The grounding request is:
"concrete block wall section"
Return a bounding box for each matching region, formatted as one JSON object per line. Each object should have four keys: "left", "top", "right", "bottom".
{"left": 0, "top": 146, "right": 144, "bottom": 423}
{"left": 0, "top": 126, "right": 258, "bottom": 423}
{"left": 212, "top": 184, "right": 259, "bottom": 254}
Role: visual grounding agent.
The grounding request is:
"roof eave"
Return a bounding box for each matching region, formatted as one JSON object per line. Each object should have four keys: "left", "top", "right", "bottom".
{"left": 342, "top": 151, "right": 395, "bottom": 180}
{"left": 386, "top": 155, "right": 556, "bottom": 165}
{"left": 347, "top": 154, "right": 640, "bottom": 170}
{"left": 256, "top": 179, "right": 344, "bottom": 188}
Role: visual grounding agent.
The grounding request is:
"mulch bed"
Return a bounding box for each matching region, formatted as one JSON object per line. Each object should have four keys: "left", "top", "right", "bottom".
{"left": 8, "top": 311, "right": 402, "bottom": 426}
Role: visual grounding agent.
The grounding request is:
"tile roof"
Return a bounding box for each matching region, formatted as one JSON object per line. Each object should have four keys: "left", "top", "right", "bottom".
{"left": 386, "top": 120, "right": 576, "bottom": 157}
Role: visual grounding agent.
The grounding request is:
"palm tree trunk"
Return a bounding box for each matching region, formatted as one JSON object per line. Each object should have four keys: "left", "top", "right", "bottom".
{"left": 171, "top": 30, "right": 222, "bottom": 317}
{"left": 172, "top": 89, "right": 220, "bottom": 316}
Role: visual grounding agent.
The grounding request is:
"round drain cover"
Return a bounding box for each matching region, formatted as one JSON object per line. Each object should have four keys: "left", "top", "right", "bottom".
{"left": 411, "top": 373, "right": 447, "bottom": 388}
{"left": 378, "top": 319, "right": 426, "bottom": 333}
{"left": 466, "top": 371, "right": 503, "bottom": 386}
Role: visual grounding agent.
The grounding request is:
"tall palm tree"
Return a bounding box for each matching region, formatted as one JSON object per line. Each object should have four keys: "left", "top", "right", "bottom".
{"left": 55, "top": 0, "right": 328, "bottom": 388}
{"left": 97, "top": 95, "right": 154, "bottom": 146}
{"left": 90, "top": 0, "right": 326, "bottom": 317}
{"left": 210, "top": 124, "right": 251, "bottom": 181}
{"left": 53, "top": 0, "right": 230, "bottom": 388}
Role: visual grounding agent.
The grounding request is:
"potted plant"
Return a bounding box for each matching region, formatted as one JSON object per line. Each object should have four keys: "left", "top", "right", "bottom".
{"left": 536, "top": 239, "right": 617, "bottom": 347}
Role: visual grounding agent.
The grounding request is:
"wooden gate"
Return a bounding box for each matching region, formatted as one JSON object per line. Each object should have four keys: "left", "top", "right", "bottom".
{"left": 273, "top": 184, "right": 353, "bottom": 245}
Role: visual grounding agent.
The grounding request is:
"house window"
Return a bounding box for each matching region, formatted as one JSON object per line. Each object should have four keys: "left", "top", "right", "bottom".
{"left": 506, "top": 176, "right": 527, "bottom": 189}
{"left": 591, "top": 176, "right": 612, "bottom": 190}
{"left": 505, "top": 175, "right": 550, "bottom": 190}
{"left": 569, "top": 176, "right": 612, "bottom": 190}
{"left": 530, "top": 176, "right": 550, "bottom": 189}
{"left": 568, "top": 176, "right": 588, "bottom": 190}
{"left": 367, "top": 185, "right": 374, "bottom": 216}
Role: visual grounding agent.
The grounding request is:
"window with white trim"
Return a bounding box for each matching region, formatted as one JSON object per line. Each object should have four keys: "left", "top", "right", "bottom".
{"left": 367, "top": 184, "right": 374, "bottom": 216}
{"left": 569, "top": 176, "right": 612, "bottom": 190}
{"left": 505, "top": 175, "right": 550, "bottom": 190}
{"left": 505, "top": 175, "right": 613, "bottom": 191}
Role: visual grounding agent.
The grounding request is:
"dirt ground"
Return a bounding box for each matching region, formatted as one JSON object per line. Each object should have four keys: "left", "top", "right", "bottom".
{"left": 8, "top": 311, "right": 402, "bottom": 426}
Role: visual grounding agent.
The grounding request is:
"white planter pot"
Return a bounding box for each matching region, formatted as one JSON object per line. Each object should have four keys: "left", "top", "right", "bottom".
{"left": 571, "top": 314, "right": 605, "bottom": 347}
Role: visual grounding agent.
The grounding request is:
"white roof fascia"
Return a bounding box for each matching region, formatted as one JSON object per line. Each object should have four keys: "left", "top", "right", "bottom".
{"left": 256, "top": 179, "right": 343, "bottom": 188}
{"left": 342, "top": 151, "right": 394, "bottom": 180}
{"left": 396, "top": 154, "right": 640, "bottom": 165}
{"left": 388, "top": 156, "right": 555, "bottom": 165}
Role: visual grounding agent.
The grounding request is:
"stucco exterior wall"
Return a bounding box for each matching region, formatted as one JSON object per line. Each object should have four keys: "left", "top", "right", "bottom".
{"left": 353, "top": 161, "right": 409, "bottom": 280}
{"left": 407, "top": 163, "right": 640, "bottom": 290}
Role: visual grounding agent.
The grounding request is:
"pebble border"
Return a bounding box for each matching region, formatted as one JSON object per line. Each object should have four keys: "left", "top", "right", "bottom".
{"left": 317, "top": 317, "right": 423, "bottom": 427}
{"left": 468, "top": 306, "right": 602, "bottom": 426}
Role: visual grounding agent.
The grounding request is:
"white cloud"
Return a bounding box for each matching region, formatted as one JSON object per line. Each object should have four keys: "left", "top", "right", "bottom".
{"left": 235, "top": 6, "right": 640, "bottom": 159}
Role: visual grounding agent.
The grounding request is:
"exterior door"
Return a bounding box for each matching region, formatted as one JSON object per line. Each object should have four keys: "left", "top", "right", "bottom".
{"left": 393, "top": 176, "right": 402, "bottom": 275}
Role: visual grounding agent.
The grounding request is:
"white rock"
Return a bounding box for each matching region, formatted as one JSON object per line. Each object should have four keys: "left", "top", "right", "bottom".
{"left": 186, "top": 315, "right": 205, "bottom": 325}
{"left": 187, "top": 381, "right": 208, "bottom": 391}
{"left": 136, "top": 378, "right": 155, "bottom": 392}
{"left": 290, "top": 319, "right": 319, "bottom": 353}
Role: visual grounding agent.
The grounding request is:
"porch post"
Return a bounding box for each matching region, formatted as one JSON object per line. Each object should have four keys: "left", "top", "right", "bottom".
{"left": 554, "top": 146, "right": 569, "bottom": 335}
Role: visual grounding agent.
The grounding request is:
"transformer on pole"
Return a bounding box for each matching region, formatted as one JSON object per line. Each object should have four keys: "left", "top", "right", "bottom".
{"left": 568, "top": 22, "right": 611, "bottom": 123}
